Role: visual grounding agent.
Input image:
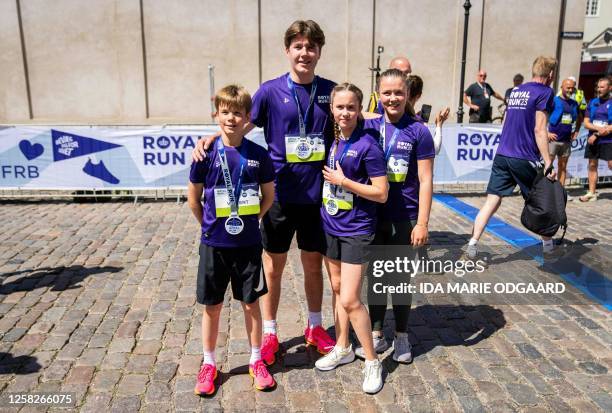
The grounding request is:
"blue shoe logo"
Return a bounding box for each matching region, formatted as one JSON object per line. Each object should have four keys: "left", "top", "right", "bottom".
{"left": 19, "top": 140, "right": 44, "bottom": 160}
{"left": 82, "top": 158, "right": 120, "bottom": 185}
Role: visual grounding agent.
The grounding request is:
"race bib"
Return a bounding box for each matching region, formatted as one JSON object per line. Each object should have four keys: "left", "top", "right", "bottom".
{"left": 386, "top": 155, "right": 409, "bottom": 183}
{"left": 285, "top": 134, "right": 325, "bottom": 163}
{"left": 214, "top": 183, "right": 260, "bottom": 217}
{"left": 593, "top": 120, "right": 608, "bottom": 127}
{"left": 561, "top": 113, "right": 573, "bottom": 125}
{"left": 322, "top": 181, "right": 353, "bottom": 215}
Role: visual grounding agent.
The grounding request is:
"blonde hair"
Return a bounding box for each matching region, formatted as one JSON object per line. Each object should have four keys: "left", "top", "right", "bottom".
{"left": 284, "top": 20, "right": 325, "bottom": 49}
{"left": 532, "top": 56, "right": 557, "bottom": 78}
{"left": 330, "top": 82, "right": 364, "bottom": 142}
{"left": 214, "top": 84, "right": 252, "bottom": 113}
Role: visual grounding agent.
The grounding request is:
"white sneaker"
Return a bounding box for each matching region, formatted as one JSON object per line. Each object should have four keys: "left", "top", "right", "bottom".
{"left": 362, "top": 359, "right": 383, "bottom": 394}
{"left": 355, "top": 335, "right": 389, "bottom": 359}
{"left": 392, "top": 333, "right": 413, "bottom": 363}
{"left": 315, "top": 345, "right": 355, "bottom": 371}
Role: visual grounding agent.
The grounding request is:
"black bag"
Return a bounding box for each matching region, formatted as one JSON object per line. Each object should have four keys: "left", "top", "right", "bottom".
{"left": 520, "top": 166, "right": 567, "bottom": 239}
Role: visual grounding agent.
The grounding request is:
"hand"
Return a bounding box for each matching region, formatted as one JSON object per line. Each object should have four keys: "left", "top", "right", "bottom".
{"left": 191, "top": 135, "right": 219, "bottom": 162}
{"left": 411, "top": 224, "right": 428, "bottom": 247}
{"left": 571, "top": 131, "right": 578, "bottom": 141}
{"left": 471, "top": 105, "right": 480, "bottom": 112}
{"left": 544, "top": 163, "right": 557, "bottom": 181}
{"left": 596, "top": 126, "right": 607, "bottom": 135}
{"left": 322, "top": 161, "right": 346, "bottom": 186}
{"left": 548, "top": 133, "right": 558, "bottom": 142}
{"left": 587, "top": 134, "right": 598, "bottom": 145}
{"left": 435, "top": 107, "right": 450, "bottom": 126}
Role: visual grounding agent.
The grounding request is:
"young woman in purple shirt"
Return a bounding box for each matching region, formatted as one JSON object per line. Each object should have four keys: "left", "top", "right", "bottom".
{"left": 314, "top": 83, "right": 388, "bottom": 394}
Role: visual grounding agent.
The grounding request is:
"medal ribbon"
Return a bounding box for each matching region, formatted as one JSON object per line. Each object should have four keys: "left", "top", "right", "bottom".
{"left": 379, "top": 119, "right": 400, "bottom": 161}
{"left": 216, "top": 139, "right": 248, "bottom": 216}
{"left": 287, "top": 75, "right": 319, "bottom": 139}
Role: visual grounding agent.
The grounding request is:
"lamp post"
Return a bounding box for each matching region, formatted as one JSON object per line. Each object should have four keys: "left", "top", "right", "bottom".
{"left": 457, "top": 0, "right": 472, "bottom": 123}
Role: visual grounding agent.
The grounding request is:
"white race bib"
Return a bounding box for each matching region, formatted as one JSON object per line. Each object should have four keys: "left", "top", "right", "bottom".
{"left": 214, "top": 183, "right": 260, "bottom": 218}
{"left": 322, "top": 181, "right": 353, "bottom": 214}
{"left": 285, "top": 134, "right": 325, "bottom": 163}
{"left": 593, "top": 120, "right": 608, "bottom": 127}
{"left": 386, "top": 155, "right": 409, "bottom": 183}
{"left": 561, "top": 113, "right": 573, "bottom": 125}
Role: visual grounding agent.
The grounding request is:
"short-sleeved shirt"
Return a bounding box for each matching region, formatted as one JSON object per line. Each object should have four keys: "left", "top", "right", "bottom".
{"left": 587, "top": 97, "right": 611, "bottom": 145}
{"left": 504, "top": 87, "right": 515, "bottom": 102}
{"left": 320, "top": 127, "right": 386, "bottom": 236}
{"left": 465, "top": 82, "right": 495, "bottom": 114}
{"left": 496, "top": 82, "right": 555, "bottom": 161}
{"left": 251, "top": 73, "right": 336, "bottom": 204}
{"left": 366, "top": 115, "right": 435, "bottom": 221}
{"left": 549, "top": 96, "right": 578, "bottom": 142}
{"left": 189, "top": 138, "right": 275, "bottom": 247}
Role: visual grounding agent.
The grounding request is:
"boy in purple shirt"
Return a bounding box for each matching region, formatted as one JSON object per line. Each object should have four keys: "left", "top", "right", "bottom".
{"left": 579, "top": 77, "right": 612, "bottom": 202}
{"left": 189, "top": 85, "right": 276, "bottom": 395}
{"left": 465, "top": 56, "right": 558, "bottom": 261}
{"left": 192, "top": 20, "right": 337, "bottom": 363}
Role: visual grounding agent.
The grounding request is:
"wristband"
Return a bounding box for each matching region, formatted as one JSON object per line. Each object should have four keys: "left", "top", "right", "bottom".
{"left": 415, "top": 223, "right": 428, "bottom": 228}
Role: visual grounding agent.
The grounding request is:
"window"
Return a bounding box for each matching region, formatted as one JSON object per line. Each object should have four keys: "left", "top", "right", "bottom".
{"left": 586, "top": 0, "right": 600, "bottom": 16}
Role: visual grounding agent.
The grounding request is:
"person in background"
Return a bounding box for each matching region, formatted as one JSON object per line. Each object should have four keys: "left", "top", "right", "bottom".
{"left": 504, "top": 73, "right": 524, "bottom": 104}
{"left": 464, "top": 69, "right": 505, "bottom": 123}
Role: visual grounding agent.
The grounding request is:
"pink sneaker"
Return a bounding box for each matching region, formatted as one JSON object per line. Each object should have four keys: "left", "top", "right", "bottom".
{"left": 249, "top": 359, "right": 276, "bottom": 390}
{"left": 261, "top": 333, "right": 279, "bottom": 365}
{"left": 305, "top": 325, "right": 335, "bottom": 354}
{"left": 194, "top": 363, "right": 217, "bottom": 396}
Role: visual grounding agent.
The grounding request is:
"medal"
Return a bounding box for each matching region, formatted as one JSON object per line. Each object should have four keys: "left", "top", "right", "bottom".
{"left": 225, "top": 214, "right": 244, "bottom": 235}
{"left": 325, "top": 199, "right": 339, "bottom": 216}
{"left": 296, "top": 140, "right": 313, "bottom": 160}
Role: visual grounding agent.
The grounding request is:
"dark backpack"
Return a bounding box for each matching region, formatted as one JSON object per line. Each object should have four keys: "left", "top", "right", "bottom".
{"left": 521, "top": 166, "right": 567, "bottom": 240}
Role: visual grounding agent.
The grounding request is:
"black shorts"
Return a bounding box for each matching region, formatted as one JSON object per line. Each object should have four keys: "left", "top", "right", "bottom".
{"left": 324, "top": 233, "right": 374, "bottom": 265}
{"left": 584, "top": 142, "right": 612, "bottom": 161}
{"left": 373, "top": 219, "right": 416, "bottom": 245}
{"left": 261, "top": 201, "right": 326, "bottom": 254}
{"left": 196, "top": 244, "right": 267, "bottom": 305}
{"left": 486, "top": 155, "right": 541, "bottom": 199}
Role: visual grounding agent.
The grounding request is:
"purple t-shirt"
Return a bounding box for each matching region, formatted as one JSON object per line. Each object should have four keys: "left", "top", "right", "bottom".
{"left": 548, "top": 96, "right": 578, "bottom": 142}
{"left": 189, "top": 138, "right": 275, "bottom": 247}
{"left": 251, "top": 73, "right": 336, "bottom": 204}
{"left": 588, "top": 98, "right": 611, "bottom": 145}
{"left": 320, "top": 127, "right": 386, "bottom": 236}
{"left": 366, "top": 115, "right": 435, "bottom": 221}
{"left": 497, "top": 82, "right": 554, "bottom": 161}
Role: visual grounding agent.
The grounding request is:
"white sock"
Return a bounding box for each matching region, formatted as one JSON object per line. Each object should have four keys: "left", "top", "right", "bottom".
{"left": 308, "top": 311, "right": 322, "bottom": 328}
{"left": 365, "top": 358, "right": 379, "bottom": 365}
{"left": 263, "top": 319, "right": 277, "bottom": 335}
{"left": 542, "top": 239, "right": 553, "bottom": 252}
{"left": 203, "top": 350, "right": 216, "bottom": 367}
{"left": 249, "top": 347, "right": 261, "bottom": 364}
{"left": 468, "top": 238, "right": 478, "bottom": 246}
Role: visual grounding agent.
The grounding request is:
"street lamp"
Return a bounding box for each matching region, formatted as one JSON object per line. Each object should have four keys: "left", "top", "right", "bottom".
{"left": 457, "top": 0, "right": 472, "bottom": 123}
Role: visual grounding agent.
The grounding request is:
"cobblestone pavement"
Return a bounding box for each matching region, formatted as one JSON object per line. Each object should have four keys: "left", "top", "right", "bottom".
{"left": 0, "top": 194, "right": 610, "bottom": 412}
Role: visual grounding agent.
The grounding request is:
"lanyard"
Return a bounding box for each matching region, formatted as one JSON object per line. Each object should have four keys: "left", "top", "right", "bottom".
{"left": 379, "top": 119, "right": 400, "bottom": 161}
{"left": 328, "top": 130, "right": 358, "bottom": 196}
{"left": 287, "top": 75, "right": 319, "bottom": 139}
{"left": 216, "top": 139, "right": 248, "bottom": 216}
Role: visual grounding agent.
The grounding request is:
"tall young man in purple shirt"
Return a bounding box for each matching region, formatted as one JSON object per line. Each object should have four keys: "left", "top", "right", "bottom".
{"left": 465, "top": 56, "right": 558, "bottom": 260}
{"left": 192, "top": 20, "right": 337, "bottom": 363}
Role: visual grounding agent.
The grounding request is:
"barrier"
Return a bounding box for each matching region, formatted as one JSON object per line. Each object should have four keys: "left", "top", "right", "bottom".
{"left": 1, "top": 124, "right": 609, "bottom": 190}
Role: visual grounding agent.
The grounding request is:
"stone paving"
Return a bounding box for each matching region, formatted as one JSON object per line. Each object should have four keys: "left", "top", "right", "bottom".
{"left": 0, "top": 192, "right": 610, "bottom": 412}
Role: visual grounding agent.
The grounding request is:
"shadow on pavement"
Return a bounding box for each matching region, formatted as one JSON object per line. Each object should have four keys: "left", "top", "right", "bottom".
{"left": 0, "top": 352, "right": 42, "bottom": 375}
{"left": 0, "top": 265, "right": 122, "bottom": 294}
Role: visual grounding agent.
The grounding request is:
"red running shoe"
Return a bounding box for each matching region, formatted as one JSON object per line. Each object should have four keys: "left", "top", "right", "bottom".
{"left": 194, "top": 363, "right": 217, "bottom": 396}
{"left": 249, "top": 359, "right": 276, "bottom": 390}
{"left": 305, "top": 325, "right": 335, "bottom": 354}
{"left": 261, "top": 333, "right": 279, "bottom": 365}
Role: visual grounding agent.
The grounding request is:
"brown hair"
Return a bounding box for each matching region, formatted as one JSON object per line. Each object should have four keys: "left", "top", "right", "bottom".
{"left": 406, "top": 75, "right": 424, "bottom": 116}
{"left": 214, "top": 84, "right": 252, "bottom": 113}
{"left": 377, "top": 68, "right": 407, "bottom": 92}
{"left": 532, "top": 56, "right": 557, "bottom": 78}
{"left": 330, "top": 82, "right": 364, "bottom": 141}
{"left": 284, "top": 20, "right": 326, "bottom": 49}
{"left": 597, "top": 76, "right": 611, "bottom": 86}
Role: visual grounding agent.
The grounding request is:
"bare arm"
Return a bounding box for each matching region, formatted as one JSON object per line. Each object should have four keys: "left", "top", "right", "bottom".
{"left": 535, "top": 111, "right": 556, "bottom": 179}
{"left": 412, "top": 158, "right": 433, "bottom": 247}
{"left": 323, "top": 163, "right": 388, "bottom": 203}
{"left": 187, "top": 182, "right": 204, "bottom": 225}
{"left": 463, "top": 93, "right": 478, "bottom": 111}
{"left": 493, "top": 91, "right": 505, "bottom": 101}
{"left": 258, "top": 181, "right": 275, "bottom": 220}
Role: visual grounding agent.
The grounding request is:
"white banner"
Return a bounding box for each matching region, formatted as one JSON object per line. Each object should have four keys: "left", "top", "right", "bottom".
{"left": 0, "top": 124, "right": 608, "bottom": 189}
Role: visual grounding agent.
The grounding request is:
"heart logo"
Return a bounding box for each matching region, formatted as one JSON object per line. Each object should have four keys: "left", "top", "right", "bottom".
{"left": 19, "top": 140, "right": 44, "bottom": 160}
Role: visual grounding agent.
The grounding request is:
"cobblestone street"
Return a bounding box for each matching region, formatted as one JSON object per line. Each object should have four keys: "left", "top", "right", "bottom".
{"left": 0, "top": 191, "right": 610, "bottom": 412}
